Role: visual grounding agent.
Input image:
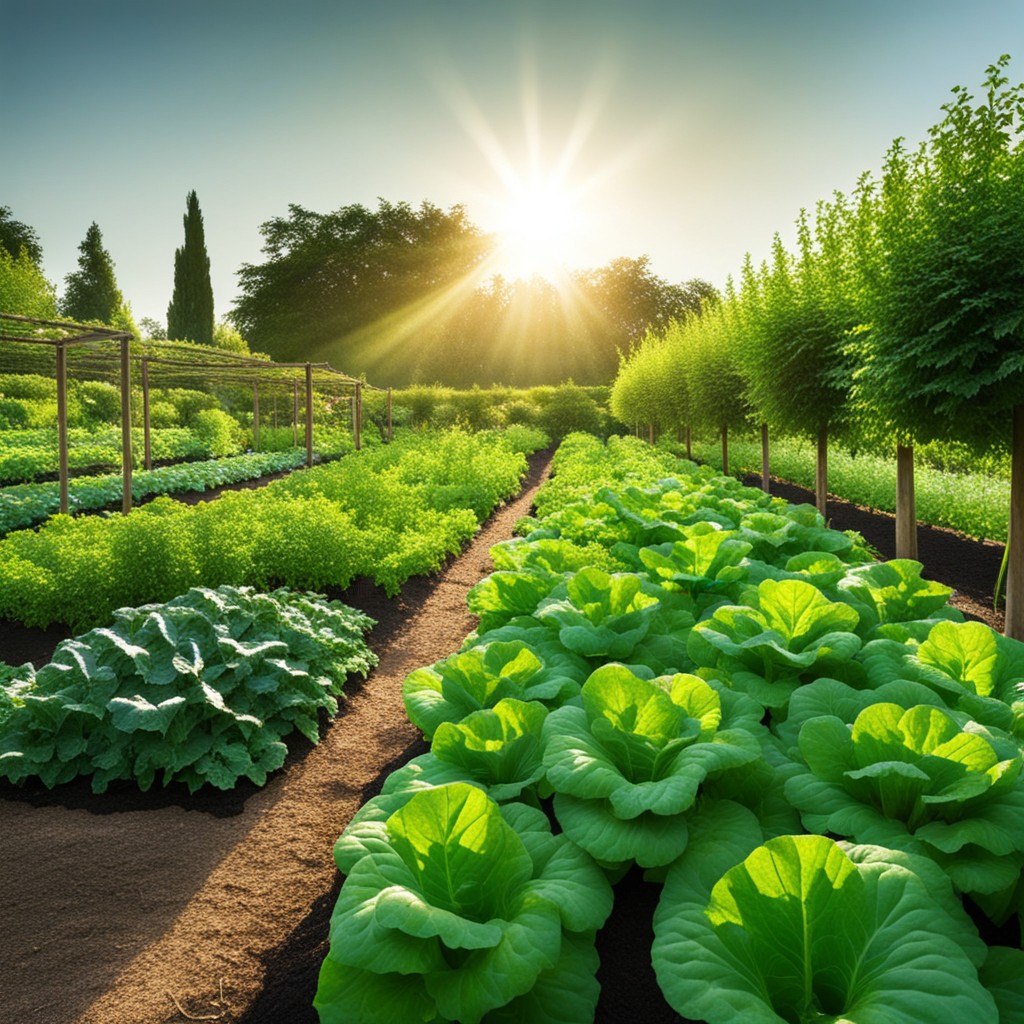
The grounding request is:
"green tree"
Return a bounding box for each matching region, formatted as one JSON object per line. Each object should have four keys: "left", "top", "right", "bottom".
{"left": 167, "top": 190, "right": 215, "bottom": 345}
{"left": 0, "top": 247, "right": 57, "bottom": 318}
{"left": 0, "top": 206, "right": 43, "bottom": 265}
{"left": 60, "top": 222, "right": 125, "bottom": 325}
{"left": 230, "top": 199, "right": 493, "bottom": 374}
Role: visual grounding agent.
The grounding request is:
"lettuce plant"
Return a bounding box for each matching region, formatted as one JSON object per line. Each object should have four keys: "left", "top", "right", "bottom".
{"left": 785, "top": 701, "right": 1024, "bottom": 897}
{"left": 652, "top": 800, "right": 997, "bottom": 1024}
{"left": 687, "top": 577, "right": 863, "bottom": 709}
{"left": 541, "top": 663, "right": 762, "bottom": 869}
{"left": 836, "top": 559, "right": 961, "bottom": 637}
{"left": 314, "top": 782, "right": 613, "bottom": 1024}
{"left": 859, "top": 619, "right": 1024, "bottom": 737}
{"left": 403, "top": 640, "right": 580, "bottom": 740}
{"left": 533, "top": 567, "right": 695, "bottom": 672}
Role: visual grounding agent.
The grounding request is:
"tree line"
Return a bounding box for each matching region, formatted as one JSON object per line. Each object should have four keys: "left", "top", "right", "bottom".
{"left": 1, "top": 195, "right": 715, "bottom": 386}
{"left": 610, "top": 55, "right": 1024, "bottom": 635}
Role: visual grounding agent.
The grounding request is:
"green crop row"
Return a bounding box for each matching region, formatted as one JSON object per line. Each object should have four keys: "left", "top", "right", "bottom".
{"left": 0, "top": 427, "right": 546, "bottom": 632}
{"left": 689, "top": 433, "right": 1011, "bottom": 543}
{"left": 0, "top": 449, "right": 309, "bottom": 535}
{"left": 313, "top": 432, "right": 1024, "bottom": 1023}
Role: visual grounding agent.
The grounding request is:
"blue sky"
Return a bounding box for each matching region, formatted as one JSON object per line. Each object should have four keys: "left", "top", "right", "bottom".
{"left": 4, "top": 0, "right": 1023, "bottom": 328}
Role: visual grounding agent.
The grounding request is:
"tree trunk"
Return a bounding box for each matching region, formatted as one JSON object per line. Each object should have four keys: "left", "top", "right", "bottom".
{"left": 815, "top": 422, "right": 827, "bottom": 518}
{"left": 721, "top": 426, "right": 729, "bottom": 477}
{"left": 648, "top": 423, "right": 654, "bottom": 445}
{"left": 895, "top": 444, "right": 918, "bottom": 560}
{"left": 1006, "top": 405, "right": 1024, "bottom": 639}
{"left": 760, "top": 422, "right": 770, "bottom": 493}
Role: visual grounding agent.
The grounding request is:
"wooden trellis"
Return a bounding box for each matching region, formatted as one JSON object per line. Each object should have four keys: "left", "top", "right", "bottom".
{"left": 0, "top": 313, "right": 391, "bottom": 515}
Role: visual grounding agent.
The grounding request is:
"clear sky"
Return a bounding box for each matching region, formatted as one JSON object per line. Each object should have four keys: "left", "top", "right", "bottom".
{"left": 4, "top": 0, "right": 1024, "bottom": 328}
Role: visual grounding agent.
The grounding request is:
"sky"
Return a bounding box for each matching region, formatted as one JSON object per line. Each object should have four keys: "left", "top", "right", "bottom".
{"left": 4, "top": 0, "right": 1024, "bottom": 329}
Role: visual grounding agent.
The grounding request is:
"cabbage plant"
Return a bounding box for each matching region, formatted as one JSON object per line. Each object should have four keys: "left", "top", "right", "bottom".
{"left": 541, "top": 663, "right": 762, "bottom": 869}
{"left": 314, "top": 782, "right": 613, "bottom": 1024}
{"left": 652, "top": 801, "right": 998, "bottom": 1024}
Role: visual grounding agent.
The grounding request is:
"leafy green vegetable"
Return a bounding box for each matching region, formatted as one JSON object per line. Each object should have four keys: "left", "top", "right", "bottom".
{"left": 314, "top": 783, "right": 612, "bottom": 1024}
{"left": 0, "top": 585, "right": 376, "bottom": 792}
{"left": 687, "top": 577, "right": 863, "bottom": 708}
{"left": 403, "top": 640, "right": 580, "bottom": 740}
{"left": 542, "top": 663, "right": 762, "bottom": 868}
{"left": 785, "top": 701, "right": 1024, "bottom": 896}
{"left": 652, "top": 801, "right": 997, "bottom": 1024}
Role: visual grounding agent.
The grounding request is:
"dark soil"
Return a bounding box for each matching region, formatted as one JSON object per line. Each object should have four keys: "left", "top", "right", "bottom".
{"left": 0, "top": 461, "right": 1008, "bottom": 1024}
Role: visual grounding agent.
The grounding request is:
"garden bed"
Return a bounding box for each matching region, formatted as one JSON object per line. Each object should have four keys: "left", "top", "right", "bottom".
{"left": 0, "top": 457, "right": 1007, "bottom": 1024}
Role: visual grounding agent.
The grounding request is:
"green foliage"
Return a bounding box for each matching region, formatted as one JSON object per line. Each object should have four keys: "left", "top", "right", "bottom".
{"left": 60, "top": 222, "right": 126, "bottom": 326}
{"left": 315, "top": 783, "right": 613, "bottom": 1024}
{"left": 652, "top": 802, "right": 997, "bottom": 1024}
{"left": 0, "top": 585, "right": 376, "bottom": 792}
{"left": 0, "top": 206, "right": 43, "bottom": 265}
{"left": 167, "top": 190, "right": 215, "bottom": 346}
{"left": 0, "top": 247, "right": 57, "bottom": 319}
{"left": 192, "top": 407, "right": 245, "bottom": 457}
{"left": 542, "top": 664, "right": 762, "bottom": 868}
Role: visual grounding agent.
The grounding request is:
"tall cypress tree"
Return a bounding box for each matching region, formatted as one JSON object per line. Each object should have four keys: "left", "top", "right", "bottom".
{"left": 167, "top": 190, "right": 214, "bottom": 345}
{"left": 61, "top": 222, "right": 124, "bottom": 324}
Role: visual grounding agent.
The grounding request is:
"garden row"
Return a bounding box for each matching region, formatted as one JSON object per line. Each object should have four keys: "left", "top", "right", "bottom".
{"left": 313, "top": 433, "right": 1024, "bottom": 1023}
{"left": 0, "top": 447, "right": 309, "bottom": 535}
{"left": 0, "top": 425, "right": 547, "bottom": 798}
{"left": 0, "top": 425, "right": 547, "bottom": 632}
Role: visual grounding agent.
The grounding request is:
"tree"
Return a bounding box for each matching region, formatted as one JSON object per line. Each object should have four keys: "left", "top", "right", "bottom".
{"left": 167, "top": 190, "right": 214, "bottom": 345}
{"left": 230, "top": 199, "right": 493, "bottom": 375}
{"left": 0, "top": 206, "right": 43, "bottom": 265}
{"left": 0, "top": 247, "right": 57, "bottom": 318}
{"left": 139, "top": 316, "right": 168, "bottom": 340}
{"left": 60, "top": 222, "right": 125, "bottom": 325}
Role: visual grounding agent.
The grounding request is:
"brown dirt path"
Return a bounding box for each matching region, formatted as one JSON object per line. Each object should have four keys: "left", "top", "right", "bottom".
{"left": 0, "top": 449, "right": 553, "bottom": 1024}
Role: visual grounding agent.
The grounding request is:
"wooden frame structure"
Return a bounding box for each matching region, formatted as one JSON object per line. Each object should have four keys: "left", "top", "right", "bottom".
{"left": 0, "top": 313, "right": 386, "bottom": 516}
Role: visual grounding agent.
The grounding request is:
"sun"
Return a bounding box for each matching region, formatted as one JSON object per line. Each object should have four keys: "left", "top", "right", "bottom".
{"left": 490, "top": 178, "right": 579, "bottom": 282}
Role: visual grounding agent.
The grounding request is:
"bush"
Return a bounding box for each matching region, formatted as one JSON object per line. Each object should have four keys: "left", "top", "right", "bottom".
{"left": 192, "top": 408, "right": 244, "bottom": 457}
{"left": 538, "top": 382, "right": 603, "bottom": 440}
{"left": 0, "top": 398, "right": 29, "bottom": 429}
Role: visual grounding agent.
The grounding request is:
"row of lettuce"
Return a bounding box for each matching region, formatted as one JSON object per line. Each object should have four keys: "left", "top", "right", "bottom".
{"left": 0, "top": 425, "right": 546, "bottom": 632}
{"left": 313, "top": 433, "right": 1024, "bottom": 1024}
{"left": 0, "top": 425, "right": 548, "bottom": 794}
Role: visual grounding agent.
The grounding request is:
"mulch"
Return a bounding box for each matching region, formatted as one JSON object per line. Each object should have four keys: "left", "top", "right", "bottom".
{"left": 0, "top": 458, "right": 1008, "bottom": 1024}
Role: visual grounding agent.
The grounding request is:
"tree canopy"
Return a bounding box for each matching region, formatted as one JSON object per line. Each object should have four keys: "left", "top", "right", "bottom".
{"left": 0, "top": 206, "right": 43, "bottom": 266}
{"left": 229, "top": 197, "right": 712, "bottom": 385}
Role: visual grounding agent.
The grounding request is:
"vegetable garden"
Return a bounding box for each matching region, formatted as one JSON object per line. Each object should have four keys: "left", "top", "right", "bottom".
{"left": 3, "top": 428, "right": 1024, "bottom": 1023}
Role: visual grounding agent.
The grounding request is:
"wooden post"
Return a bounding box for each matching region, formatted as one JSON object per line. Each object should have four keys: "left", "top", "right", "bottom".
{"left": 304, "top": 363, "right": 313, "bottom": 467}
{"left": 252, "top": 383, "right": 260, "bottom": 451}
{"left": 895, "top": 444, "right": 918, "bottom": 560}
{"left": 56, "top": 341, "right": 69, "bottom": 514}
{"left": 272, "top": 390, "right": 278, "bottom": 429}
{"left": 1005, "top": 405, "right": 1024, "bottom": 639}
{"left": 721, "top": 425, "right": 729, "bottom": 476}
{"left": 760, "top": 422, "right": 770, "bottom": 493}
{"left": 815, "top": 422, "right": 828, "bottom": 519}
{"left": 354, "top": 382, "right": 363, "bottom": 451}
{"left": 141, "top": 357, "right": 152, "bottom": 470}
{"left": 387, "top": 387, "right": 393, "bottom": 442}
{"left": 685, "top": 425, "right": 692, "bottom": 461}
{"left": 648, "top": 423, "right": 654, "bottom": 445}
{"left": 120, "top": 337, "right": 132, "bottom": 514}
{"left": 292, "top": 380, "right": 299, "bottom": 448}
